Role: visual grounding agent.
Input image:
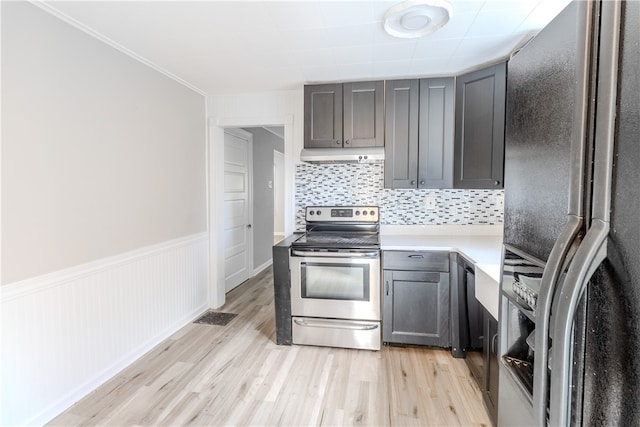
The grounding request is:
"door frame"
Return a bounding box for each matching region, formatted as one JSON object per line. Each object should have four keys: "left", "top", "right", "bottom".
{"left": 273, "top": 149, "right": 285, "bottom": 240}
{"left": 222, "top": 127, "right": 254, "bottom": 292}
{"left": 208, "top": 115, "right": 295, "bottom": 309}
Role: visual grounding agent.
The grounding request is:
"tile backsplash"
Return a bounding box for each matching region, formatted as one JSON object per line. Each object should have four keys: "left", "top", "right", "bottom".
{"left": 295, "top": 163, "right": 504, "bottom": 230}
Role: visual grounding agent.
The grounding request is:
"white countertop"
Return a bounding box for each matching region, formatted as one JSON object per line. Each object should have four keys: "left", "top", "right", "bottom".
{"left": 380, "top": 225, "right": 503, "bottom": 319}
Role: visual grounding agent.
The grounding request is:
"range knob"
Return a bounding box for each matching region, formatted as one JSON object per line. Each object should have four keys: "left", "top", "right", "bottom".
{"left": 355, "top": 210, "right": 360, "bottom": 216}
{"left": 316, "top": 210, "right": 322, "bottom": 216}
{"left": 363, "top": 211, "right": 368, "bottom": 216}
{"left": 309, "top": 210, "right": 314, "bottom": 215}
{"left": 370, "top": 210, "right": 376, "bottom": 216}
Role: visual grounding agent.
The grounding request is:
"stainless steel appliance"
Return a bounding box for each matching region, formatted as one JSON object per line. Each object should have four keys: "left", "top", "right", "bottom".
{"left": 290, "top": 206, "right": 381, "bottom": 350}
{"left": 499, "top": 0, "right": 639, "bottom": 425}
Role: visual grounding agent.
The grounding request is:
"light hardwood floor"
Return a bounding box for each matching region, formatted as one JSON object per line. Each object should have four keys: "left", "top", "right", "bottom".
{"left": 48, "top": 268, "right": 491, "bottom": 426}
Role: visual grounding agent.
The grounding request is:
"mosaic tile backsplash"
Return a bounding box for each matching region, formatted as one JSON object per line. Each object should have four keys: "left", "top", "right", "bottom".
{"left": 295, "top": 163, "right": 504, "bottom": 230}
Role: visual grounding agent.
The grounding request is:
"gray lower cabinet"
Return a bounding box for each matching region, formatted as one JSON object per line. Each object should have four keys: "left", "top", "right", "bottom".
{"left": 483, "top": 310, "right": 499, "bottom": 425}
{"left": 384, "top": 78, "right": 454, "bottom": 189}
{"left": 382, "top": 251, "right": 450, "bottom": 347}
{"left": 454, "top": 62, "right": 506, "bottom": 189}
{"left": 304, "top": 81, "right": 383, "bottom": 148}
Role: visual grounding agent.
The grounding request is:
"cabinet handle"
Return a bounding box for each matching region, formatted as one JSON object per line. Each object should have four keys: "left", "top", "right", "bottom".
{"left": 411, "top": 180, "right": 416, "bottom": 185}
{"left": 420, "top": 180, "right": 425, "bottom": 186}
{"left": 493, "top": 180, "right": 500, "bottom": 186}
{"left": 385, "top": 281, "right": 389, "bottom": 296}
{"left": 408, "top": 254, "right": 424, "bottom": 259}
{"left": 491, "top": 333, "right": 498, "bottom": 355}
{"left": 336, "top": 139, "right": 341, "bottom": 145}
{"left": 345, "top": 139, "right": 350, "bottom": 145}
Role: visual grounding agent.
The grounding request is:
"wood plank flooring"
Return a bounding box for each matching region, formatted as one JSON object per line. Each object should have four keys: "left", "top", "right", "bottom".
{"left": 48, "top": 267, "right": 491, "bottom": 426}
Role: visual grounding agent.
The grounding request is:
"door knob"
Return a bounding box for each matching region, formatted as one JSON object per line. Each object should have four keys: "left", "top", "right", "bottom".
{"left": 246, "top": 224, "right": 252, "bottom": 229}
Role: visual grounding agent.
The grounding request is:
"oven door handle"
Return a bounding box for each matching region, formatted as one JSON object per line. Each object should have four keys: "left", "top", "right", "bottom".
{"left": 293, "top": 318, "right": 379, "bottom": 331}
{"left": 291, "top": 250, "right": 379, "bottom": 258}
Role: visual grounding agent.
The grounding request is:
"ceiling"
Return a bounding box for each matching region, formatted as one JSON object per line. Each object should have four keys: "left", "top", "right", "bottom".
{"left": 42, "top": 0, "right": 572, "bottom": 96}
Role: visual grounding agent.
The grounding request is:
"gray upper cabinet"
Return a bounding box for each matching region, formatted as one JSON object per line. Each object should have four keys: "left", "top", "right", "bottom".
{"left": 419, "top": 78, "right": 455, "bottom": 188}
{"left": 385, "top": 78, "right": 454, "bottom": 189}
{"left": 454, "top": 63, "right": 506, "bottom": 189}
{"left": 304, "top": 84, "right": 343, "bottom": 148}
{"left": 343, "top": 81, "right": 384, "bottom": 147}
{"left": 304, "top": 81, "right": 383, "bottom": 149}
{"left": 384, "top": 79, "right": 419, "bottom": 188}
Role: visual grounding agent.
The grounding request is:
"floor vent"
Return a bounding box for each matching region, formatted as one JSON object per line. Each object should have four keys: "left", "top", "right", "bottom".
{"left": 194, "top": 311, "right": 238, "bottom": 326}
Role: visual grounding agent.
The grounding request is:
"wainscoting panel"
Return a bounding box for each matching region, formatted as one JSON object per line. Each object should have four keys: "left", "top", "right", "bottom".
{"left": 0, "top": 233, "right": 209, "bottom": 426}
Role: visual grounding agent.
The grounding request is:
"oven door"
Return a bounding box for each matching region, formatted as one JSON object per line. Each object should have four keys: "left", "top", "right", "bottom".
{"left": 290, "top": 249, "right": 380, "bottom": 321}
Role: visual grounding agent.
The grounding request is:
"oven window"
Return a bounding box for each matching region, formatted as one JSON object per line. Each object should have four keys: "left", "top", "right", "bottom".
{"left": 301, "top": 263, "right": 370, "bottom": 301}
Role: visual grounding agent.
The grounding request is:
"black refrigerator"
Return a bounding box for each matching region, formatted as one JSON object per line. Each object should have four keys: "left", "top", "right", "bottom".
{"left": 498, "top": 0, "right": 639, "bottom": 425}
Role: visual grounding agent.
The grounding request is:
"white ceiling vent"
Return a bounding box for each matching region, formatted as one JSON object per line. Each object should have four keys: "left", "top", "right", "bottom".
{"left": 383, "top": 0, "right": 453, "bottom": 39}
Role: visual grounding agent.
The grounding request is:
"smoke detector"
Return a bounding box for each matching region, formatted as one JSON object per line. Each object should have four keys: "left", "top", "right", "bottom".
{"left": 383, "top": 0, "right": 453, "bottom": 39}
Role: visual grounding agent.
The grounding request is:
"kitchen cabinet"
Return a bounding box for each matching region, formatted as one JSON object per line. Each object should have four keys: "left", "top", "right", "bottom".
{"left": 483, "top": 310, "right": 499, "bottom": 425}
{"left": 304, "top": 81, "right": 384, "bottom": 148}
{"left": 454, "top": 62, "right": 506, "bottom": 189}
{"left": 384, "top": 78, "right": 454, "bottom": 189}
{"left": 382, "top": 251, "right": 450, "bottom": 347}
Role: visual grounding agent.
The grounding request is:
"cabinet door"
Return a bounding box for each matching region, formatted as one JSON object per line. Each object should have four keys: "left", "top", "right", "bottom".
{"left": 383, "top": 270, "right": 450, "bottom": 347}
{"left": 304, "top": 84, "right": 343, "bottom": 148}
{"left": 384, "top": 80, "right": 419, "bottom": 188}
{"left": 454, "top": 63, "right": 506, "bottom": 188}
{"left": 419, "top": 78, "right": 454, "bottom": 188}
{"left": 343, "top": 81, "right": 384, "bottom": 147}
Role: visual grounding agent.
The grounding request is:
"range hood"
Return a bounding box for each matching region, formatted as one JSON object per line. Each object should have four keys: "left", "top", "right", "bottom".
{"left": 300, "top": 147, "right": 385, "bottom": 164}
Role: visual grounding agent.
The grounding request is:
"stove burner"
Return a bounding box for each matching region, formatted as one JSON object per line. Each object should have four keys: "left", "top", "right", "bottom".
{"left": 293, "top": 205, "right": 381, "bottom": 250}
{"left": 295, "top": 233, "right": 379, "bottom": 247}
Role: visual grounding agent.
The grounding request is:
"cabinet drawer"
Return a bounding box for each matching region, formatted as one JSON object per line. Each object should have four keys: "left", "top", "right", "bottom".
{"left": 383, "top": 251, "right": 450, "bottom": 272}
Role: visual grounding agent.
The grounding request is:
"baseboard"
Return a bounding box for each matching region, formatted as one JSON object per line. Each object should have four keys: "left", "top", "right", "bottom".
{"left": 254, "top": 259, "right": 273, "bottom": 276}
{"left": 0, "top": 233, "right": 209, "bottom": 426}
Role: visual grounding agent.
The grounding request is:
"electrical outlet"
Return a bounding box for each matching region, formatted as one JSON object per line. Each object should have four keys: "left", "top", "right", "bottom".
{"left": 425, "top": 196, "right": 437, "bottom": 211}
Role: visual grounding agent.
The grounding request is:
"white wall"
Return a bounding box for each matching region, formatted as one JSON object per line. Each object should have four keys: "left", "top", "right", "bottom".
{"left": 2, "top": 1, "right": 207, "bottom": 284}
{"left": 1, "top": 3, "right": 209, "bottom": 425}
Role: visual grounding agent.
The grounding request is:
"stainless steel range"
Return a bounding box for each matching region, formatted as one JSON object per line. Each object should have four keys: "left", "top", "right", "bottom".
{"left": 290, "top": 206, "right": 381, "bottom": 351}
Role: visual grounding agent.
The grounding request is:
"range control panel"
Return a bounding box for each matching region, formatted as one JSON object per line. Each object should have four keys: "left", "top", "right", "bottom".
{"left": 305, "top": 206, "right": 379, "bottom": 222}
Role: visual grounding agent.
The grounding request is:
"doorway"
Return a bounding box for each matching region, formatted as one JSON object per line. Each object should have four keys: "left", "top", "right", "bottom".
{"left": 208, "top": 117, "right": 294, "bottom": 309}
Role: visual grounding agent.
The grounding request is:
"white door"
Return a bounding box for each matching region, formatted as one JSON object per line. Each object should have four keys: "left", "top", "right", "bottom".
{"left": 223, "top": 129, "right": 253, "bottom": 292}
